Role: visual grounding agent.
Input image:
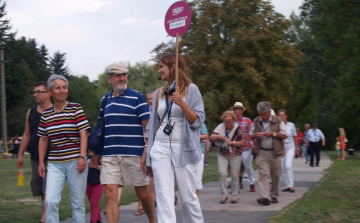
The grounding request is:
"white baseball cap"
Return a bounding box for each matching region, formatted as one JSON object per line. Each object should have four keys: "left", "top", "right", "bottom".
{"left": 232, "top": 102, "right": 246, "bottom": 111}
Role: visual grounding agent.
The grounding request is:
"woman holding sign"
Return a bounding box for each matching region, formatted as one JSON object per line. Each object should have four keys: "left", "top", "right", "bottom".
{"left": 142, "top": 53, "right": 204, "bottom": 223}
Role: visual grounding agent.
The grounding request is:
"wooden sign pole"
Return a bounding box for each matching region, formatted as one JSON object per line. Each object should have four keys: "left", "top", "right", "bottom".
{"left": 175, "top": 33, "right": 179, "bottom": 92}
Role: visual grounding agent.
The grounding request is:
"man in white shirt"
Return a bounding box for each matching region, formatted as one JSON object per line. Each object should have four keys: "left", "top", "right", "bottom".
{"left": 306, "top": 123, "right": 325, "bottom": 167}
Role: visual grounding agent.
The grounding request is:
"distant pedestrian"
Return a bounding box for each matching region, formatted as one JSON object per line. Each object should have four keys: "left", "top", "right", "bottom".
{"left": 17, "top": 81, "right": 52, "bottom": 223}
{"left": 296, "top": 128, "right": 303, "bottom": 157}
{"left": 303, "top": 124, "right": 311, "bottom": 163}
{"left": 278, "top": 109, "right": 299, "bottom": 193}
{"left": 196, "top": 123, "right": 209, "bottom": 197}
{"left": 210, "top": 110, "right": 246, "bottom": 204}
{"left": 339, "top": 128, "right": 347, "bottom": 160}
{"left": 38, "top": 74, "right": 91, "bottom": 223}
{"left": 232, "top": 102, "right": 256, "bottom": 192}
{"left": 250, "top": 102, "right": 287, "bottom": 205}
{"left": 12, "top": 136, "right": 20, "bottom": 159}
{"left": 306, "top": 123, "right": 325, "bottom": 167}
{"left": 335, "top": 137, "right": 341, "bottom": 160}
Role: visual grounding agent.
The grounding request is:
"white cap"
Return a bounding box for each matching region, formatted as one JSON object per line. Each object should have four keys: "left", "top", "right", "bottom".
{"left": 105, "top": 62, "right": 129, "bottom": 74}
{"left": 232, "top": 102, "right": 246, "bottom": 111}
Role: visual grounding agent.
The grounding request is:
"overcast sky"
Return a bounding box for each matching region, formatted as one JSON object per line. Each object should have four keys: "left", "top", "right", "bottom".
{"left": 6, "top": 0, "right": 303, "bottom": 81}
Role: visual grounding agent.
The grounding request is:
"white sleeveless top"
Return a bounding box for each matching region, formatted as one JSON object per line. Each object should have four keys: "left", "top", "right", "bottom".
{"left": 155, "top": 95, "right": 185, "bottom": 142}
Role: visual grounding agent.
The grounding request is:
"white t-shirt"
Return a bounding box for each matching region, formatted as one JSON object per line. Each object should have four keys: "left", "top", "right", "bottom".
{"left": 284, "top": 122, "right": 297, "bottom": 146}
{"left": 155, "top": 95, "right": 185, "bottom": 142}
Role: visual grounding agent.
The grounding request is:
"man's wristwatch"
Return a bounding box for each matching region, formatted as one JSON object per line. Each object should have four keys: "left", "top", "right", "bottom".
{"left": 273, "top": 132, "right": 276, "bottom": 137}
{"left": 79, "top": 155, "right": 87, "bottom": 160}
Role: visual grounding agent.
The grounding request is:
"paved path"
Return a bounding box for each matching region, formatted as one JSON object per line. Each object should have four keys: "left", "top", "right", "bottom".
{"left": 61, "top": 153, "right": 332, "bottom": 223}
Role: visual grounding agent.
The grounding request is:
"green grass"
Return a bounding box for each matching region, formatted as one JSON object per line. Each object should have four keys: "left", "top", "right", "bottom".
{"left": 272, "top": 151, "right": 360, "bottom": 223}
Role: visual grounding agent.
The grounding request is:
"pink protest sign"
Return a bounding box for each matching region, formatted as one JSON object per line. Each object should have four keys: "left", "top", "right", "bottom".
{"left": 164, "top": 1, "right": 192, "bottom": 37}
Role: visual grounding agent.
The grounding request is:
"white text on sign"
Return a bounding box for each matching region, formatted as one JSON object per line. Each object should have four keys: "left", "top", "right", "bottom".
{"left": 170, "top": 20, "right": 185, "bottom": 29}
{"left": 172, "top": 7, "right": 184, "bottom": 16}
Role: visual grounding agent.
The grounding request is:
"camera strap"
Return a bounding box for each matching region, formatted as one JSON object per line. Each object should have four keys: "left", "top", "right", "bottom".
{"left": 155, "top": 89, "right": 168, "bottom": 133}
{"left": 165, "top": 93, "right": 174, "bottom": 122}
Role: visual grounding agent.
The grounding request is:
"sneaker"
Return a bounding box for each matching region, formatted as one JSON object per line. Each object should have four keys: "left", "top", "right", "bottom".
{"left": 257, "top": 198, "right": 270, "bottom": 205}
{"left": 244, "top": 173, "right": 248, "bottom": 178}
{"left": 282, "top": 188, "right": 291, "bottom": 192}
{"left": 239, "top": 183, "right": 244, "bottom": 189}
{"left": 271, "top": 197, "right": 278, "bottom": 203}
{"left": 220, "top": 197, "right": 228, "bottom": 204}
{"left": 250, "top": 184, "right": 255, "bottom": 192}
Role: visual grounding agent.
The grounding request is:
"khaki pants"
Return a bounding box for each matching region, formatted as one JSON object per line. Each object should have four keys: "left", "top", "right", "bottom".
{"left": 256, "top": 149, "right": 282, "bottom": 200}
{"left": 218, "top": 154, "right": 242, "bottom": 198}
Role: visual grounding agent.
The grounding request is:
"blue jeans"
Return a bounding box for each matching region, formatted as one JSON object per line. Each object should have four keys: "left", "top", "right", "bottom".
{"left": 302, "top": 145, "right": 310, "bottom": 162}
{"left": 45, "top": 160, "right": 88, "bottom": 223}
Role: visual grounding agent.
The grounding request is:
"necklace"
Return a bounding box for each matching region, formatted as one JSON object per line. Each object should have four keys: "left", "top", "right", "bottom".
{"left": 54, "top": 101, "right": 68, "bottom": 113}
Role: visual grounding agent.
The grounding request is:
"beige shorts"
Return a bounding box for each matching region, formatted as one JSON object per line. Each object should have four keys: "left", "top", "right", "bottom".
{"left": 100, "top": 156, "right": 149, "bottom": 187}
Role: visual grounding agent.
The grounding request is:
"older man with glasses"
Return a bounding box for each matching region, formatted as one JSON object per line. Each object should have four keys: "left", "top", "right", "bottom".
{"left": 91, "top": 62, "right": 155, "bottom": 223}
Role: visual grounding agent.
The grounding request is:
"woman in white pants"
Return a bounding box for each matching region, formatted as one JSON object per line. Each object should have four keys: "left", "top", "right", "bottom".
{"left": 143, "top": 53, "right": 205, "bottom": 223}
{"left": 278, "top": 109, "right": 299, "bottom": 193}
{"left": 210, "top": 111, "right": 246, "bottom": 204}
{"left": 196, "top": 123, "right": 209, "bottom": 197}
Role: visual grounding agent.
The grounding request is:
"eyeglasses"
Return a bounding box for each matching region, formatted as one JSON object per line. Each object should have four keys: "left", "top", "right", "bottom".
{"left": 111, "top": 73, "right": 127, "bottom": 78}
{"left": 31, "top": 91, "right": 48, "bottom": 95}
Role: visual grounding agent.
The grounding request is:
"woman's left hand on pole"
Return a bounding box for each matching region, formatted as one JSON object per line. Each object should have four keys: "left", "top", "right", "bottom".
{"left": 172, "top": 87, "right": 184, "bottom": 106}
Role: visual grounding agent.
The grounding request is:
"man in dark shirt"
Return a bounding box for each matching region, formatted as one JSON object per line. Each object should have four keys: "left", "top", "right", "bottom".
{"left": 17, "top": 81, "right": 52, "bottom": 223}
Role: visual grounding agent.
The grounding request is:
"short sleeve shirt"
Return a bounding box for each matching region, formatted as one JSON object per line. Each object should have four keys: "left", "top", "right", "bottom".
{"left": 37, "top": 103, "right": 90, "bottom": 162}
{"left": 213, "top": 123, "right": 244, "bottom": 157}
{"left": 99, "top": 87, "right": 150, "bottom": 157}
{"left": 200, "top": 123, "right": 208, "bottom": 153}
{"left": 306, "top": 129, "right": 325, "bottom": 142}
{"left": 235, "top": 116, "right": 252, "bottom": 151}
{"left": 284, "top": 122, "right": 297, "bottom": 146}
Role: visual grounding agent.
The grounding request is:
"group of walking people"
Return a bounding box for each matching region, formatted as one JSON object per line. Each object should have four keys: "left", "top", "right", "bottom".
{"left": 16, "top": 53, "right": 207, "bottom": 223}
{"left": 15, "top": 52, "right": 345, "bottom": 223}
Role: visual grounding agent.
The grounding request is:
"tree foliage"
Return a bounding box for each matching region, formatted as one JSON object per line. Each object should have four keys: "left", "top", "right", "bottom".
{"left": 284, "top": 0, "right": 360, "bottom": 148}
{"left": 50, "top": 51, "right": 71, "bottom": 79}
{"left": 152, "top": 0, "right": 302, "bottom": 129}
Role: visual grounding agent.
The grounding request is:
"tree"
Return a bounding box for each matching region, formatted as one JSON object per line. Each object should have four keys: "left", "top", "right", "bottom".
{"left": 50, "top": 51, "right": 71, "bottom": 78}
{"left": 152, "top": 0, "right": 302, "bottom": 130}
{"left": 67, "top": 76, "right": 99, "bottom": 127}
{"left": 0, "top": 0, "right": 12, "bottom": 44}
{"left": 293, "top": 0, "right": 360, "bottom": 147}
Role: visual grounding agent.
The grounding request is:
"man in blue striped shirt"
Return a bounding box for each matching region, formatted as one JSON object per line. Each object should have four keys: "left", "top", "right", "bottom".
{"left": 95, "top": 62, "right": 155, "bottom": 223}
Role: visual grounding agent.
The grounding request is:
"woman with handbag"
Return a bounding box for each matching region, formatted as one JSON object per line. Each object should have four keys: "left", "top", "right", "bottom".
{"left": 210, "top": 111, "right": 246, "bottom": 204}
{"left": 142, "top": 53, "right": 205, "bottom": 223}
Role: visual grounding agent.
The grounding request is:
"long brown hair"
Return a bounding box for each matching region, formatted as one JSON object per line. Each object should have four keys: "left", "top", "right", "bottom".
{"left": 159, "top": 53, "right": 192, "bottom": 98}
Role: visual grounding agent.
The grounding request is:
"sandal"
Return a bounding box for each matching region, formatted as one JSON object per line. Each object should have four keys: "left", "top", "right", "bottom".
{"left": 134, "top": 208, "right": 145, "bottom": 216}
{"left": 220, "top": 197, "right": 228, "bottom": 204}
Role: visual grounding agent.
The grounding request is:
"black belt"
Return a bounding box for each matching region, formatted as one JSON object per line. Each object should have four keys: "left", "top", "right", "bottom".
{"left": 260, "top": 147, "right": 273, "bottom": 151}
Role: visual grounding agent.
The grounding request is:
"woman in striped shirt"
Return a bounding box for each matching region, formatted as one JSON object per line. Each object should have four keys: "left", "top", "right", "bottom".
{"left": 38, "top": 74, "right": 91, "bottom": 223}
